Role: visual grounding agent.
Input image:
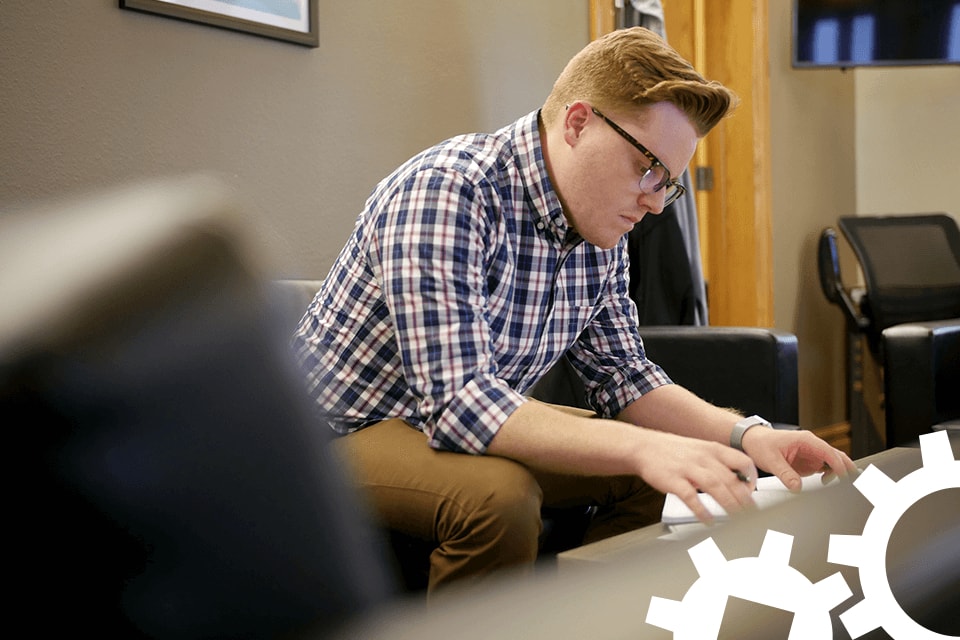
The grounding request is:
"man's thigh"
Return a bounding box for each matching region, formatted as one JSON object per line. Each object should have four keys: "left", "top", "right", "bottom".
{"left": 522, "top": 400, "right": 664, "bottom": 526}
{"left": 331, "top": 419, "right": 543, "bottom": 541}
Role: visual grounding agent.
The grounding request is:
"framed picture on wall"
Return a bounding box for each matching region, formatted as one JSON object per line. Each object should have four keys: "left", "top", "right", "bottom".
{"left": 119, "top": 0, "right": 319, "bottom": 48}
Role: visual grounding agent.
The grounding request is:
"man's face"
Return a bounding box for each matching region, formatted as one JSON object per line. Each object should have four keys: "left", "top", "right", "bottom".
{"left": 554, "top": 101, "right": 699, "bottom": 249}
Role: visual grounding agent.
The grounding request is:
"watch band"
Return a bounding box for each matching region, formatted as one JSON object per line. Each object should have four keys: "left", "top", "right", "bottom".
{"left": 730, "top": 415, "right": 772, "bottom": 451}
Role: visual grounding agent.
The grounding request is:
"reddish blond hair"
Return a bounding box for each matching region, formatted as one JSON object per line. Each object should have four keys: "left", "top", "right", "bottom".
{"left": 542, "top": 27, "right": 737, "bottom": 136}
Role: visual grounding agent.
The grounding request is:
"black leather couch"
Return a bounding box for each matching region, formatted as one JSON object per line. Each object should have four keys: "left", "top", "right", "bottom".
{"left": 883, "top": 319, "right": 960, "bottom": 447}
{"left": 530, "top": 325, "right": 799, "bottom": 427}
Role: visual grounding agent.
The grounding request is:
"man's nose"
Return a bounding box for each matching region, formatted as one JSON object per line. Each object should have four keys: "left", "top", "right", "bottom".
{"left": 638, "top": 189, "right": 666, "bottom": 215}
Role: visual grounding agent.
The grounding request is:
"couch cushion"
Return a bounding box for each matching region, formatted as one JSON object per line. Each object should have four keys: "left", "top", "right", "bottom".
{"left": 269, "top": 279, "right": 324, "bottom": 332}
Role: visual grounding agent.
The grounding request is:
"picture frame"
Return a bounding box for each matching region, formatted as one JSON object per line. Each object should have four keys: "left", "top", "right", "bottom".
{"left": 120, "top": 0, "right": 319, "bottom": 48}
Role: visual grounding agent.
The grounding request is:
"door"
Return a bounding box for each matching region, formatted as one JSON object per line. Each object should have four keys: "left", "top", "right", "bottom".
{"left": 589, "top": 0, "right": 773, "bottom": 327}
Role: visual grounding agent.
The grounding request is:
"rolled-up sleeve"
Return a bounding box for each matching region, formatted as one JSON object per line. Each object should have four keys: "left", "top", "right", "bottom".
{"left": 565, "top": 243, "right": 673, "bottom": 418}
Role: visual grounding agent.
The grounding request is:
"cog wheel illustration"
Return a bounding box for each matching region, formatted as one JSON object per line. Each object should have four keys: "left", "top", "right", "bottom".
{"left": 828, "top": 429, "right": 960, "bottom": 640}
{"left": 646, "top": 529, "right": 851, "bottom": 639}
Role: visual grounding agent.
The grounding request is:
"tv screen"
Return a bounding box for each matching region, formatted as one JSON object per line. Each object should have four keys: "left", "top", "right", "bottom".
{"left": 793, "top": 0, "right": 960, "bottom": 68}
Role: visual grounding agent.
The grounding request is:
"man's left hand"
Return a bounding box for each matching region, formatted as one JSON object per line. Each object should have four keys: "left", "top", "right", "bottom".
{"left": 740, "top": 427, "right": 857, "bottom": 491}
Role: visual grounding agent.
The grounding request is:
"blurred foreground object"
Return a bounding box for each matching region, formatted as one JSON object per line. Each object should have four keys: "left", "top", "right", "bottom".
{"left": 1, "top": 176, "right": 394, "bottom": 637}
{"left": 333, "top": 435, "right": 960, "bottom": 639}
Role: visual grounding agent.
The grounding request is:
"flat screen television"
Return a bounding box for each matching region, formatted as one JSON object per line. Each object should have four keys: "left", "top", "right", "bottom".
{"left": 793, "top": 0, "right": 960, "bottom": 68}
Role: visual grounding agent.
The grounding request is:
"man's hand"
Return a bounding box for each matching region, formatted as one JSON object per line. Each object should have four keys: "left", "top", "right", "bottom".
{"left": 740, "top": 426, "right": 857, "bottom": 492}
{"left": 636, "top": 431, "right": 759, "bottom": 524}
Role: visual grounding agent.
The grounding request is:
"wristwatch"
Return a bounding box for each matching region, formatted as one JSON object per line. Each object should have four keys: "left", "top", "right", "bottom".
{"left": 730, "top": 415, "right": 772, "bottom": 451}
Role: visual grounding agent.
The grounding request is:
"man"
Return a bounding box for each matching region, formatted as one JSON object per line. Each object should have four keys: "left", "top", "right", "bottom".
{"left": 293, "top": 27, "right": 855, "bottom": 594}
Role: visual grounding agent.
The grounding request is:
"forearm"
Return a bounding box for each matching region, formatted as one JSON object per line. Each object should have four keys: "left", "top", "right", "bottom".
{"left": 486, "top": 397, "right": 758, "bottom": 523}
{"left": 616, "top": 383, "right": 743, "bottom": 445}
{"left": 619, "top": 384, "right": 857, "bottom": 487}
{"left": 486, "top": 400, "right": 650, "bottom": 477}
{"left": 487, "top": 385, "right": 744, "bottom": 475}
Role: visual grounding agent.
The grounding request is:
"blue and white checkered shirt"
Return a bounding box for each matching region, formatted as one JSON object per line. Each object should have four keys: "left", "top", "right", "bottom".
{"left": 292, "top": 111, "right": 671, "bottom": 454}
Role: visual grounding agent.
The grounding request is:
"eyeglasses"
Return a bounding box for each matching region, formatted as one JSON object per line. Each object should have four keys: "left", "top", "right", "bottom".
{"left": 591, "top": 107, "right": 686, "bottom": 207}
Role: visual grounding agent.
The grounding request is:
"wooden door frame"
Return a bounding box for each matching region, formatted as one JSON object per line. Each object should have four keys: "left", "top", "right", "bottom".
{"left": 589, "top": 0, "right": 773, "bottom": 327}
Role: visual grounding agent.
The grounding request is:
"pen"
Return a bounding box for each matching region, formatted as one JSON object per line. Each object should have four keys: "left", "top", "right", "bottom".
{"left": 734, "top": 469, "right": 752, "bottom": 483}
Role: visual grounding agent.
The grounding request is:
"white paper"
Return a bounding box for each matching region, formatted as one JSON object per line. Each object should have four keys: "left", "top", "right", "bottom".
{"left": 660, "top": 472, "right": 839, "bottom": 525}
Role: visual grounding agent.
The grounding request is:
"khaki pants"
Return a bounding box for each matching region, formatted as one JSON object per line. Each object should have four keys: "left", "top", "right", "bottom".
{"left": 332, "top": 405, "right": 663, "bottom": 594}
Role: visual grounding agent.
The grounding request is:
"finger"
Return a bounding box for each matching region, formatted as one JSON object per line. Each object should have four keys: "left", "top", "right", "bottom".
{"left": 692, "top": 463, "right": 757, "bottom": 516}
{"left": 820, "top": 468, "right": 836, "bottom": 485}
{"left": 674, "top": 486, "right": 714, "bottom": 524}
{"left": 837, "top": 450, "right": 858, "bottom": 474}
{"left": 766, "top": 458, "right": 803, "bottom": 492}
{"left": 712, "top": 476, "right": 757, "bottom": 515}
{"left": 743, "top": 469, "right": 758, "bottom": 491}
{"left": 821, "top": 448, "right": 857, "bottom": 478}
{"left": 717, "top": 448, "right": 758, "bottom": 481}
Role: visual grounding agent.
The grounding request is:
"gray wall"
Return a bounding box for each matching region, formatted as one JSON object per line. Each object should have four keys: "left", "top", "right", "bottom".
{"left": 1, "top": 1, "right": 588, "bottom": 277}
{"left": 4, "top": 1, "right": 958, "bottom": 429}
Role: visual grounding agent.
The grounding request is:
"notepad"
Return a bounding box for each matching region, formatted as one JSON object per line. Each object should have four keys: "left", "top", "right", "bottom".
{"left": 660, "top": 472, "right": 839, "bottom": 525}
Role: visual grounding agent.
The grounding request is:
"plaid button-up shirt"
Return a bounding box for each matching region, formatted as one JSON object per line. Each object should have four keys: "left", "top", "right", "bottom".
{"left": 293, "top": 111, "right": 671, "bottom": 454}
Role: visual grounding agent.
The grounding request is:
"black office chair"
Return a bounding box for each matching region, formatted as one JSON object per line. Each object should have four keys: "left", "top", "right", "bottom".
{"left": 828, "top": 213, "right": 960, "bottom": 353}
{"left": 818, "top": 213, "right": 960, "bottom": 452}
{"left": 1, "top": 178, "right": 395, "bottom": 637}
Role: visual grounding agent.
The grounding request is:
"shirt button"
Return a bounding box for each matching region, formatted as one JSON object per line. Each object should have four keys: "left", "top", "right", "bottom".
{"left": 536, "top": 221, "right": 545, "bottom": 230}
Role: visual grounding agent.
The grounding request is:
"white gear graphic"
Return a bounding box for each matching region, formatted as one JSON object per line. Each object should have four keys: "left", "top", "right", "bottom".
{"left": 828, "top": 429, "right": 960, "bottom": 640}
{"left": 646, "top": 529, "right": 852, "bottom": 639}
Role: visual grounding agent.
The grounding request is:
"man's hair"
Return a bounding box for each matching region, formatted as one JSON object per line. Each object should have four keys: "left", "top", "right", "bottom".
{"left": 542, "top": 27, "right": 737, "bottom": 137}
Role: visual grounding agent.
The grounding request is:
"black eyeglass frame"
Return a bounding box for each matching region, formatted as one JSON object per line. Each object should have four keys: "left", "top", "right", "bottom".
{"left": 590, "top": 106, "right": 686, "bottom": 206}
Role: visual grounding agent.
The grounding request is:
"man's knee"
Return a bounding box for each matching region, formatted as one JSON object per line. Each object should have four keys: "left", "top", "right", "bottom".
{"left": 439, "top": 457, "right": 543, "bottom": 550}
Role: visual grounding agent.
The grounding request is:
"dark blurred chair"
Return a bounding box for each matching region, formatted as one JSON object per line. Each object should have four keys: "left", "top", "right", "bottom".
{"left": 818, "top": 213, "right": 960, "bottom": 453}
{"left": 1, "top": 177, "right": 395, "bottom": 638}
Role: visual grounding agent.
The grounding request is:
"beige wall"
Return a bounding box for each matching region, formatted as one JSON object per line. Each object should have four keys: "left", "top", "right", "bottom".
{"left": 768, "top": 0, "right": 960, "bottom": 428}
{"left": 0, "top": 1, "right": 588, "bottom": 275}
{"left": 768, "top": 0, "right": 856, "bottom": 427}
{"left": 854, "top": 67, "right": 960, "bottom": 216}
{"left": 3, "top": 2, "right": 957, "bottom": 430}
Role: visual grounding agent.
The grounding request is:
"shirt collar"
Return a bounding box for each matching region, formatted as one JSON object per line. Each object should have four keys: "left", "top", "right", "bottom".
{"left": 512, "top": 110, "right": 570, "bottom": 240}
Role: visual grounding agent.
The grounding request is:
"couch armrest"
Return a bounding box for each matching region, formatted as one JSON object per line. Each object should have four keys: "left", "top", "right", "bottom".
{"left": 268, "top": 278, "right": 325, "bottom": 332}
{"left": 883, "top": 318, "right": 960, "bottom": 446}
{"left": 639, "top": 326, "right": 799, "bottom": 426}
{"left": 530, "top": 326, "right": 799, "bottom": 427}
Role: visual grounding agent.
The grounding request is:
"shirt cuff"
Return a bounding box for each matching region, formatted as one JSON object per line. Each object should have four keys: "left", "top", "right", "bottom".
{"left": 426, "top": 376, "right": 528, "bottom": 454}
{"left": 589, "top": 361, "right": 673, "bottom": 418}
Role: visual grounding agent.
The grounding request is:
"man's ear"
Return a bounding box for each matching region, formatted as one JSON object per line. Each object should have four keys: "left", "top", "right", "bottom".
{"left": 563, "top": 101, "right": 591, "bottom": 147}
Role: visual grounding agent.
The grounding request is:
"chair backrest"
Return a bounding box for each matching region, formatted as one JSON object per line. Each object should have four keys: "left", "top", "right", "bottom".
{"left": 838, "top": 213, "right": 960, "bottom": 347}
